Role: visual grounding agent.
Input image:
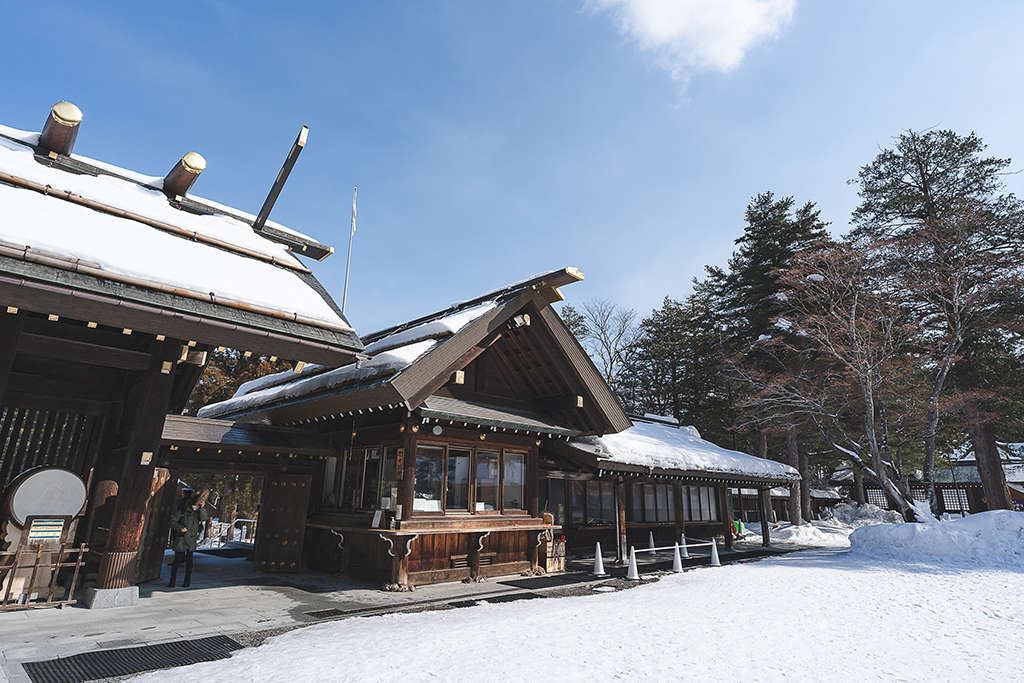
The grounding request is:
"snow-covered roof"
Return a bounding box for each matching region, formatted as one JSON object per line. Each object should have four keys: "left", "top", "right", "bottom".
{"left": 198, "top": 299, "right": 498, "bottom": 419}
{"left": 0, "top": 124, "right": 350, "bottom": 331}
{"left": 567, "top": 417, "right": 799, "bottom": 482}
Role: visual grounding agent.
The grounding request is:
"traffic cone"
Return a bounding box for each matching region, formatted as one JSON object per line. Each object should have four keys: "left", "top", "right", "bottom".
{"left": 679, "top": 535, "right": 689, "bottom": 559}
{"left": 592, "top": 541, "right": 607, "bottom": 576}
{"left": 647, "top": 531, "right": 657, "bottom": 555}
{"left": 672, "top": 543, "right": 682, "bottom": 572}
{"left": 709, "top": 540, "right": 721, "bottom": 567}
{"left": 626, "top": 546, "right": 640, "bottom": 580}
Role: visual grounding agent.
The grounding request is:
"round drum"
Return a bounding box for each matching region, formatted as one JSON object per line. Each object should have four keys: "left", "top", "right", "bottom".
{"left": 3, "top": 467, "right": 88, "bottom": 528}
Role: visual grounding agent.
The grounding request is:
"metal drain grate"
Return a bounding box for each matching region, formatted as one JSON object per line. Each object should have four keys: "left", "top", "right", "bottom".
{"left": 22, "top": 635, "right": 243, "bottom": 683}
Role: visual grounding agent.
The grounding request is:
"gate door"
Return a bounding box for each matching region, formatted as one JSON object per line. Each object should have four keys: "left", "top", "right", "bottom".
{"left": 254, "top": 474, "right": 311, "bottom": 573}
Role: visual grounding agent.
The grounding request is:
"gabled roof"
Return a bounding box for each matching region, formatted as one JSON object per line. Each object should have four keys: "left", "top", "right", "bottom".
{"left": 198, "top": 268, "right": 632, "bottom": 436}
{"left": 0, "top": 124, "right": 363, "bottom": 365}
{"left": 549, "top": 415, "right": 800, "bottom": 485}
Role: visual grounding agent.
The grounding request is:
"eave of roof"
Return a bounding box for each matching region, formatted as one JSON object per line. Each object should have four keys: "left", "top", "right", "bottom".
{"left": 161, "top": 415, "right": 335, "bottom": 456}
{"left": 547, "top": 440, "right": 798, "bottom": 486}
{"left": 418, "top": 395, "right": 578, "bottom": 437}
{"left": 0, "top": 256, "right": 364, "bottom": 365}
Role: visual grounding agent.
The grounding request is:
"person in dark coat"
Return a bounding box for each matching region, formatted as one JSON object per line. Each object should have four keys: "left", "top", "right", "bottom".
{"left": 168, "top": 490, "right": 209, "bottom": 587}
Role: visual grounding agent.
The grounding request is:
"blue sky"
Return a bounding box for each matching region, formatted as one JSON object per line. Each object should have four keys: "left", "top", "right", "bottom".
{"left": 4, "top": 1, "right": 1024, "bottom": 334}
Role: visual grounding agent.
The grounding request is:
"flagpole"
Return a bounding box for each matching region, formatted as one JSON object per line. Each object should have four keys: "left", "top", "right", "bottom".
{"left": 342, "top": 185, "right": 357, "bottom": 317}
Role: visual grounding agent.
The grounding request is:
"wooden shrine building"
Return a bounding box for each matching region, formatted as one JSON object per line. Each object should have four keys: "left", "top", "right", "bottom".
{"left": 199, "top": 271, "right": 800, "bottom": 586}
{"left": 0, "top": 103, "right": 363, "bottom": 607}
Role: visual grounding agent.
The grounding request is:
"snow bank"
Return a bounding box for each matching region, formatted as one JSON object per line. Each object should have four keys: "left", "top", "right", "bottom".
{"left": 748, "top": 521, "right": 855, "bottom": 547}
{"left": 820, "top": 502, "right": 904, "bottom": 527}
{"left": 851, "top": 510, "right": 1024, "bottom": 567}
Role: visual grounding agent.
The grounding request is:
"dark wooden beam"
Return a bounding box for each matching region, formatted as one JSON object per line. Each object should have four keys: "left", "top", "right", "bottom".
{"left": 0, "top": 309, "right": 26, "bottom": 403}
{"left": 719, "top": 485, "right": 733, "bottom": 550}
{"left": 0, "top": 274, "right": 362, "bottom": 367}
{"left": 0, "top": 391, "right": 120, "bottom": 416}
{"left": 536, "top": 395, "right": 584, "bottom": 412}
{"left": 17, "top": 332, "right": 152, "bottom": 370}
{"left": 252, "top": 126, "right": 308, "bottom": 233}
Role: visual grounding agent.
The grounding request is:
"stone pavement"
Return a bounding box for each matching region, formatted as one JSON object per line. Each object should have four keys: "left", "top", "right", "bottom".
{"left": 0, "top": 541, "right": 794, "bottom": 682}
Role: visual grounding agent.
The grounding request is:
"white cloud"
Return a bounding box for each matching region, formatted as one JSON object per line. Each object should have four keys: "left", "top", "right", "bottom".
{"left": 588, "top": 0, "right": 796, "bottom": 84}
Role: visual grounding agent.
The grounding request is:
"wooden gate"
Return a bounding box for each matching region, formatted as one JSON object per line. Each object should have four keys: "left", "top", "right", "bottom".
{"left": 253, "top": 474, "right": 311, "bottom": 573}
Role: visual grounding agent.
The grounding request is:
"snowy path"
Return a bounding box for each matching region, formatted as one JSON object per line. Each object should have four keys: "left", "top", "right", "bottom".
{"left": 135, "top": 546, "right": 1024, "bottom": 682}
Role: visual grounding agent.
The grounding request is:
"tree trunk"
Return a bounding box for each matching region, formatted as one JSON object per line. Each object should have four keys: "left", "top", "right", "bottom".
{"left": 922, "top": 351, "right": 957, "bottom": 515}
{"left": 969, "top": 412, "right": 1012, "bottom": 511}
{"left": 799, "top": 443, "right": 811, "bottom": 521}
{"left": 860, "top": 378, "right": 917, "bottom": 521}
{"left": 786, "top": 425, "right": 802, "bottom": 526}
{"left": 758, "top": 428, "right": 768, "bottom": 460}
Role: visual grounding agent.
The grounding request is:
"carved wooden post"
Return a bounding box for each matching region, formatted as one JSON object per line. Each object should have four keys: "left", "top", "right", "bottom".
{"left": 468, "top": 532, "right": 482, "bottom": 579}
{"left": 95, "top": 338, "right": 177, "bottom": 591}
{"left": 758, "top": 487, "right": 771, "bottom": 547}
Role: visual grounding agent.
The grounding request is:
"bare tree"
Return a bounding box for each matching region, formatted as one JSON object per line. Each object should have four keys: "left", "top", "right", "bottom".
{"left": 562, "top": 300, "right": 638, "bottom": 391}
{"left": 742, "top": 241, "right": 926, "bottom": 521}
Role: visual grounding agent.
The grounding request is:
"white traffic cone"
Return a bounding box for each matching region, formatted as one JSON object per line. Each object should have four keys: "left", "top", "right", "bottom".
{"left": 709, "top": 539, "right": 721, "bottom": 567}
{"left": 626, "top": 546, "right": 640, "bottom": 580}
{"left": 647, "top": 531, "right": 657, "bottom": 555}
{"left": 672, "top": 543, "right": 682, "bottom": 572}
{"left": 592, "top": 541, "right": 607, "bottom": 576}
{"left": 679, "top": 535, "right": 689, "bottom": 559}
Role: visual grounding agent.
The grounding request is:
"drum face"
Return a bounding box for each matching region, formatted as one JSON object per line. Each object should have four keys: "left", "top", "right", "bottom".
{"left": 6, "top": 468, "right": 88, "bottom": 527}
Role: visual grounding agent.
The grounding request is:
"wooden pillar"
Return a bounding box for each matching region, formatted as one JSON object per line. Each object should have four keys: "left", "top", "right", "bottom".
{"left": 96, "top": 338, "right": 177, "bottom": 589}
{"left": 0, "top": 309, "right": 25, "bottom": 401}
{"left": 758, "top": 487, "right": 771, "bottom": 548}
{"left": 616, "top": 478, "right": 627, "bottom": 564}
{"left": 672, "top": 481, "right": 685, "bottom": 546}
{"left": 719, "top": 485, "right": 733, "bottom": 550}
{"left": 527, "top": 443, "right": 539, "bottom": 517}
{"left": 397, "top": 423, "right": 416, "bottom": 524}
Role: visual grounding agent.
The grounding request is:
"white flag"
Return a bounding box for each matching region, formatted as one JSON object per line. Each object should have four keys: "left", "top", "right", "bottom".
{"left": 350, "top": 185, "right": 357, "bottom": 236}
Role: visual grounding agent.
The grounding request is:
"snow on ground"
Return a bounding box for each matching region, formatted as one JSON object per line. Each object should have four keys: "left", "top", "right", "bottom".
{"left": 136, "top": 511, "right": 1024, "bottom": 683}
{"left": 741, "top": 502, "right": 904, "bottom": 548}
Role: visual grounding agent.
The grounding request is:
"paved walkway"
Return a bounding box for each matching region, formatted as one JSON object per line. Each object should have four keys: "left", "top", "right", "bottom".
{"left": 0, "top": 541, "right": 795, "bottom": 682}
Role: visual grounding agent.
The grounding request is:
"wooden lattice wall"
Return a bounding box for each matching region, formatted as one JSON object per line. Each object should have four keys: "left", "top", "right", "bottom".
{"left": 0, "top": 407, "right": 106, "bottom": 493}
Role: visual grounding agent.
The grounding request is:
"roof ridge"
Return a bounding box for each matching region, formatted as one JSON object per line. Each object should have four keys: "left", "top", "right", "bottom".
{"left": 361, "top": 268, "right": 582, "bottom": 344}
